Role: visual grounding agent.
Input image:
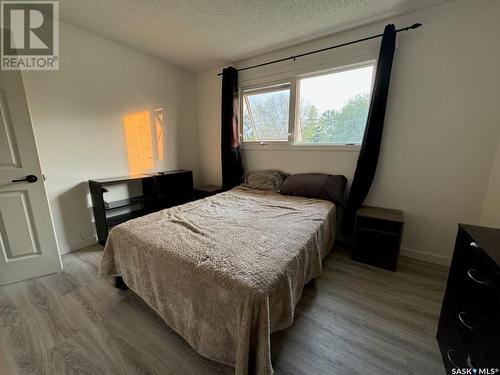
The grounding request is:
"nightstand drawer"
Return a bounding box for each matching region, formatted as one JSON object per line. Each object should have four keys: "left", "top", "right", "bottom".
{"left": 356, "top": 216, "right": 402, "bottom": 235}
{"left": 353, "top": 227, "right": 401, "bottom": 271}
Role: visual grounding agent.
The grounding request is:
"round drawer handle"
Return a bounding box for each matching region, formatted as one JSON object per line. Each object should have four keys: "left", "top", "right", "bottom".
{"left": 447, "top": 349, "right": 460, "bottom": 369}
{"left": 467, "top": 269, "right": 490, "bottom": 286}
{"left": 458, "top": 311, "right": 474, "bottom": 330}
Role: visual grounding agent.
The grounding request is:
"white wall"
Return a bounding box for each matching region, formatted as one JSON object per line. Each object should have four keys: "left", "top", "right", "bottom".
{"left": 481, "top": 134, "right": 500, "bottom": 228}
{"left": 195, "top": 0, "right": 500, "bottom": 264}
{"left": 22, "top": 21, "right": 199, "bottom": 254}
{"left": 196, "top": 68, "right": 222, "bottom": 185}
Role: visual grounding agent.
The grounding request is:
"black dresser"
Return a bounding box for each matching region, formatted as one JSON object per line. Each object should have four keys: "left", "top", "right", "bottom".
{"left": 437, "top": 224, "right": 500, "bottom": 373}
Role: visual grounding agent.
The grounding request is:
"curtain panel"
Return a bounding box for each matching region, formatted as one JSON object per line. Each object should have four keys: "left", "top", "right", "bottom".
{"left": 221, "top": 66, "right": 244, "bottom": 189}
{"left": 344, "top": 24, "right": 397, "bottom": 234}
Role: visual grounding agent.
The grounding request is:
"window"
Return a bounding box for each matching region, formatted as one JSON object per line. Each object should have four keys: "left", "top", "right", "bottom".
{"left": 241, "top": 62, "right": 374, "bottom": 147}
{"left": 242, "top": 83, "right": 290, "bottom": 142}
{"left": 297, "top": 65, "right": 373, "bottom": 145}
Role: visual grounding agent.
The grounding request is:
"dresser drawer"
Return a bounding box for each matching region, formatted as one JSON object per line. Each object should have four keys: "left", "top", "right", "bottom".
{"left": 437, "top": 306, "right": 474, "bottom": 373}
{"left": 448, "top": 229, "right": 500, "bottom": 309}
{"left": 447, "top": 228, "right": 482, "bottom": 291}
{"left": 455, "top": 251, "right": 500, "bottom": 313}
{"left": 447, "top": 292, "right": 500, "bottom": 368}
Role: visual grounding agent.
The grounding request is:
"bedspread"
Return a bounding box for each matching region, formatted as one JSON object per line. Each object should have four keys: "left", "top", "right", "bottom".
{"left": 100, "top": 186, "right": 335, "bottom": 374}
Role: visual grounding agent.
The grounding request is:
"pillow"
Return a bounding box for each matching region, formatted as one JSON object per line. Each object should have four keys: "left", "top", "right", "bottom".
{"left": 243, "top": 170, "right": 288, "bottom": 192}
{"left": 281, "top": 173, "right": 347, "bottom": 207}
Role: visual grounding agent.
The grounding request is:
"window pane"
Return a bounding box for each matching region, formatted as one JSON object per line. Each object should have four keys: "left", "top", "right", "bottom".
{"left": 298, "top": 65, "right": 373, "bottom": 144}
{"left": 243, "top": 87, "right": 290, "bottom": 142}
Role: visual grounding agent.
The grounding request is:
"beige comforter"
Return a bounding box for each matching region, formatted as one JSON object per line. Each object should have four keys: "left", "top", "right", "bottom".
{"left": 100, "top": 186, "right": 336, "bottom": 374}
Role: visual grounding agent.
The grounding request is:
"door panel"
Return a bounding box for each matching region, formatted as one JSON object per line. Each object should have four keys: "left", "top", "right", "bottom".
{"left": 0, "top": 89, "right": 21, "bottom": 167}
{"left": 0, "top": 191, "right": 40, "bottom": 259}
{"left": 0, "top": 70, "right": 61, "bottom": 285}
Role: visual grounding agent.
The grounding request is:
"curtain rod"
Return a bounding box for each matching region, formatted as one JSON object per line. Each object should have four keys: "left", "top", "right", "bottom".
{"left": 216, "top": 23, "right": 422, "bottom": 76}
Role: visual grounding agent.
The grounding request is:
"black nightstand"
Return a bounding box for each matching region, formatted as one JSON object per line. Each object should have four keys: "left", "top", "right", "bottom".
{"left": 193, "top": 185, "right": 223, "bottom": 200}
{"left": 352, "top": 205, "right": 404, "bottom": 271}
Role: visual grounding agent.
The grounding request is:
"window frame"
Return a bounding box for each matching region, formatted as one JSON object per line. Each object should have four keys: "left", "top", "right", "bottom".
{"left": 239, "top": 59, "right": 376, "bottom": 151}
{"left": 240, "top": 80, "right": 295, "bottom": 145}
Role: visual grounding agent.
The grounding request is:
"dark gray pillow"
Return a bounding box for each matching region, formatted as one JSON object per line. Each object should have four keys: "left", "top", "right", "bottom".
{"left": 281, "top": 173, "right": 347, "bottom": 207}
{"left": 243, "top": 170, "right": 289, "bottom": 192}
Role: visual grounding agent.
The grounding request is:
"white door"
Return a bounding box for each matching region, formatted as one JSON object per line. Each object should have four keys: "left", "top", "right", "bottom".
{"left": 0, "top": 69, "right": 62, "bottom": 286}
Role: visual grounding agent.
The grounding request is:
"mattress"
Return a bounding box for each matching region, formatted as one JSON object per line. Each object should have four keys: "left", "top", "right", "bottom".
{"left": 100, "top": 186, "right": 336, "bottom": 374}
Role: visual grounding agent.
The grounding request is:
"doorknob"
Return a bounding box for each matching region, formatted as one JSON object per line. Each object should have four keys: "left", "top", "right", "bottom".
{"left": 12, "top": 175, "right": 38, "bottom": 183}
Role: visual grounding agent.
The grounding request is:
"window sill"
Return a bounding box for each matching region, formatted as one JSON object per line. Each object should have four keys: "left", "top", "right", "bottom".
{"left": 241, "top": 143, "right": 361, "bottom": 151}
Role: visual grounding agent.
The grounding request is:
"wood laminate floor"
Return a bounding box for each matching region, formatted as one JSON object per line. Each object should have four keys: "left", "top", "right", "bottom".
{"left": 0, "top": 245, "right": 448, "bottom": 375}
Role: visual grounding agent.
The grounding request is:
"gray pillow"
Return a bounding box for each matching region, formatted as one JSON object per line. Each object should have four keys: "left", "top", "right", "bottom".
{"left": 243, "top": 170, "right": 288, "bottom": 192}
{"left": 281, "top": 173, "right": 347, "bottom": 207}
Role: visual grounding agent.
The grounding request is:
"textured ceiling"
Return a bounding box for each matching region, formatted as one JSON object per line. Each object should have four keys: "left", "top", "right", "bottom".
{"left": 59, "top": 0, "right": 450, "bottom": 72}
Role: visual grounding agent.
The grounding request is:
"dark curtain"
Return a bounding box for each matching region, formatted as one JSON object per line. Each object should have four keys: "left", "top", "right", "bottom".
{"left": 343, "top": 24, "right": 397, "bottom": 234}
{"left": 221, "top": 66, "right": 244, "bottom": 189}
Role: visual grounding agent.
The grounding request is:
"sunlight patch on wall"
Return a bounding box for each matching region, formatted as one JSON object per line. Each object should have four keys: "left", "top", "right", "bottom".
{"left": 122, "top": 109, "right": 165, "bottom": 175}
{"left": 153, "top": 108, "right": 164, "bottom": 161}
{"left": 123, "top": 111, "right": 153, "bottom": 175}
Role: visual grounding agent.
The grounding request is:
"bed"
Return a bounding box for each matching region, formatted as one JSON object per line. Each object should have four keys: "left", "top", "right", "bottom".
{"left": 100, "top": 186, "right": 336, "bottom": 374}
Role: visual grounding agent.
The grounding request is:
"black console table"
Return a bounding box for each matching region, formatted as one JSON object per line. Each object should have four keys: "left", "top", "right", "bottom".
{"left": 89, "top": 170, "right": 193, "bottom": 245}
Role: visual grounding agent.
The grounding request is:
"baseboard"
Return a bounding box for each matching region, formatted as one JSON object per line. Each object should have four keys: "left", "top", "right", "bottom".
{"left": 59, "top": 238, "right": 450, "bottom": 266}
{"left": 400, "top": 247, "right": 451, "bottom": 266}
{"left": 59, "top": 237, "right": 98, "bottom": 255}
